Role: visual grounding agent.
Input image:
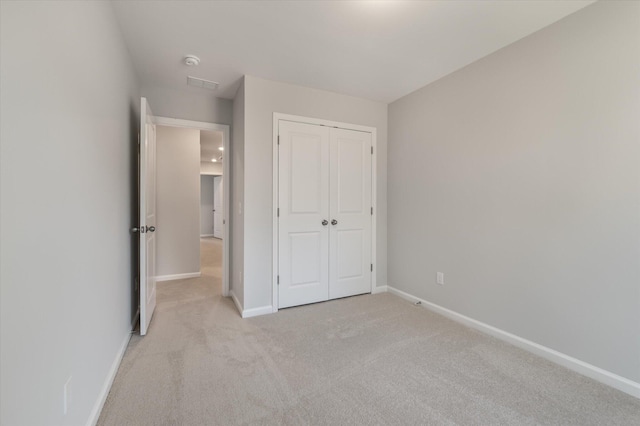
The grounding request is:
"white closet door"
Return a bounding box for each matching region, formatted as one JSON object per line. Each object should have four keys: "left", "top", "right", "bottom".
{"left": 278, "top": 121, "right": 330, "bottom": 308}
{"left": 329, "top": 128, "right": 372, "bottom": 299}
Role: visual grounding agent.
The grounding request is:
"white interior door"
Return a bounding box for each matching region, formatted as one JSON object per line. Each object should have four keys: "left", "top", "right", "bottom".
{"left": 139, "top": 97, "right": 157, "bottom": 336}
{"left": 213, "top": 176, "right": 223, "bottom": 239}
{"left": 329, "top": 128, "right": 372, "bottom": 299}
{"left": 200, "top": 175, "right": 215, "bottom": 236}
{"left": 278, "top": 121, "right": 330, "bottom": 308}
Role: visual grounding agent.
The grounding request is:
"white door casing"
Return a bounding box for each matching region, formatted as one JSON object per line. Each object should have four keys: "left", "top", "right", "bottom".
{"left": 276, "top": 118, "right": 373, "bottom": 309}
{"left": 140, "top": 97, "right": 157, "bottom": 335}
{"left": 213, "top": 176, "right": 223, "bottom": 239}
{"left": 278, "top": 121, "right": 331, "bottom": 308}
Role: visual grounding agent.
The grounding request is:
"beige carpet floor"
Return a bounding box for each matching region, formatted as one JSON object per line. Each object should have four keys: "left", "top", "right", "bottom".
{"left": 98, "top": 238, "right": 640, "bottom": 425}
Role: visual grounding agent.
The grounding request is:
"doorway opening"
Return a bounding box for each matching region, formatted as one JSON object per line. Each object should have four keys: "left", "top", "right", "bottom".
{"left": 153, "top": 117, "right": 230, "bottom": 298}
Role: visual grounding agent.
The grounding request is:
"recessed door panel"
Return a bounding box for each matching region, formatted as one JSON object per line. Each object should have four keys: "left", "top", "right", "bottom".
{"left": 338, "top": 138, "right": 365, "bottom": 214}
{"left": 337, "top": 229, "right": 363, "bottom": 279}
{"left": 290, "top": 134, "right": 322, "bottom": 214}
{"left": 290, "top": 232, "right": 322, "bottom": 286}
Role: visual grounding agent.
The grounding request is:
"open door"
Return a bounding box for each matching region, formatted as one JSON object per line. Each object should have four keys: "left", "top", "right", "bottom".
{"left": 139, "top": 97, "right": 157, "bottom": 335}
{"left": 213, "top": 176, "right": 223, "bottom": 239}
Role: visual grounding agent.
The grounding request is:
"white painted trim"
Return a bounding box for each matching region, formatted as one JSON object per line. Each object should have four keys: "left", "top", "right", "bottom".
{"left": 275, "top": 113, "right": 377, "bottom": 133}
{"left": 370, "top": 127, "right": 377, "bottom": 293}
{"left": 86, "top": 331, "right": 132, "bottom": 426}
{"left": 272, "top": 113, "right": 378, "bottom": 311}
{"left": 372, "top": 285, "right": 388, "bottom": 294}
{"left": 155, "top": 116, "right": 230, "bottom": 298}
{"left": 242, "top": 305, "right": 275, "bottom": 319}
{"left": 230, "top": 289, "right": 243, "bottom": 317}
{"left": 385, "top": 285, "right": 640, "bottom": 399}
{"left": 272, "top": 116, "right": 279, "bottom": 312}
{"left": 200, "top": 234, "right": 215, "bottom": 238}
{"left": 155, "top": 117, "right": 228, "bottom": 133}
{"left": 155, "top": 272, "right": 201, "bottom": 282}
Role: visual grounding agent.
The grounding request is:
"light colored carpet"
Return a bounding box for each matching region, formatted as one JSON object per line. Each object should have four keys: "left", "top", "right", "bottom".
{"left": 98, "top": 238, "right": 640, "bottom": 425}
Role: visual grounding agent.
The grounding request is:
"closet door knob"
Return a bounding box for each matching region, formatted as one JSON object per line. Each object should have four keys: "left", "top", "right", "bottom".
{"left": 322, "top": 220, "right": 328, "bottom": 226}
{"left": 331, "top": 219, "right": 338, "bottom": 226}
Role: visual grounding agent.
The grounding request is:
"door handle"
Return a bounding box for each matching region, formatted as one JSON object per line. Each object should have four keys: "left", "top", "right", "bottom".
{"left": 322, "top": 220, "right": 328, "bottom": 226}
{"left": 147, "top": 226, "right": 156, "bottom": 233}
{"left": 131, "top": 227, "right": 140, "bottom": 233}
{"left": 331, "top": 219, "right": 338, "bottom": 226}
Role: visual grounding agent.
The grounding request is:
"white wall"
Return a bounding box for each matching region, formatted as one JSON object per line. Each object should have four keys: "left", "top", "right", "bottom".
{"left": 200, "top": 161, "right": 223, "bottom": 175}
{"left": 388, "top": 0, "right": 640, "bottom": 383}
{"left": 156, "top": 126, "right": 201, "bottom": 278}
{"left": 141, "top": 85, "right": 233, "bottom": 125}
{"left": 0, "top": 2, "right": 139, "bottom": 425}
{"left": 241, "top": 75, "right": 388, "bottom": 310}
{"left": 231, "top": 78, "right": 246, "bottom": 307}
{"left": 200, "top": 175, "right": 215, "bottom": 236}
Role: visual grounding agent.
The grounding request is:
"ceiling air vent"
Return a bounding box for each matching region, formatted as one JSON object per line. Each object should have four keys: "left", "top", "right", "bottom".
{"left": 187, "top": 76, "right": 219, "bottom": 90}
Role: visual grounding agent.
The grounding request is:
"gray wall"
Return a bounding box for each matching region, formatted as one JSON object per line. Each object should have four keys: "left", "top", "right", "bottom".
{"left": 242, "top": 75, "right": 388, "bottom": 310}
{"left": 231, "top": 78, "right": 246, "bottom": 306}
{"left": 141, "top": 85, "right": 233, "bottom": 125}
{"left": 0, "top": 1, "right": 140, "bottom": 424}
{"left": 156, "top": 126, "right": 201, "bottom": 277}
{"left": 388, "top": 0, "right": 640, "bottom": 383}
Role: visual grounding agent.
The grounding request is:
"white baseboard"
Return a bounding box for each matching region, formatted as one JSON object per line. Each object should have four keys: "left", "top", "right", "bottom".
{"left": 86, "top": 331, "right": 132, "bottom": 426}
{"left": 241, "top": 304, "right": 274, "bottom": 318}
{"left": 156, "top": 272, "right": 201, "bottom": 282}
{"left": 372, "top": 285, "right": 388, "bottom": 294}
{"left": 228, "top": 289, "right": 274, "bottom": 318}
{"left": 200, "top": 234, "right": 215, "bottom": 238}
{"left": 385, "top": 285, "right": 640, "bottom": 399}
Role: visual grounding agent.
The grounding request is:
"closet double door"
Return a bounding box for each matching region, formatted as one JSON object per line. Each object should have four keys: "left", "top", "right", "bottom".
{"left": 278, "top": 120, "right": 372, "bottom": 309}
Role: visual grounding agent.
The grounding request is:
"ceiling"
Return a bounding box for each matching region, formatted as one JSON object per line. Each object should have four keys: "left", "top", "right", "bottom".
{"left": 112, "top": 0, "right": 594, "bottom": 103}
{"left": 200, "top": 130, "right": 223, "bottom": 163}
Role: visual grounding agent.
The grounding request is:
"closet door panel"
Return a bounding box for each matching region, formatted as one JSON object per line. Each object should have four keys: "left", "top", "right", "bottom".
{"left": 278, "top": 121, "right": 330, "bottom": 308}
{"left": 329, "top": 128, "right": 372, "bottom": 300}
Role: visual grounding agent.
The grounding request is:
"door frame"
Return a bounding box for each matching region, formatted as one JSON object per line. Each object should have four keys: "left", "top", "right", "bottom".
{"left": 272, "top": 113, "right": 377, "bottom": 312}
{"left": 155, "top": 116, "right": 230, "bottom": 297}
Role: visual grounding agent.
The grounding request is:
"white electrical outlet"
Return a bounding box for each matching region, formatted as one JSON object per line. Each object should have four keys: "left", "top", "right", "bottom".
{"left": 436, "top": 272, "right": 444, "bottom": 285}
{"left": 63, "top": 376, "right": 72, "bottom": 415}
